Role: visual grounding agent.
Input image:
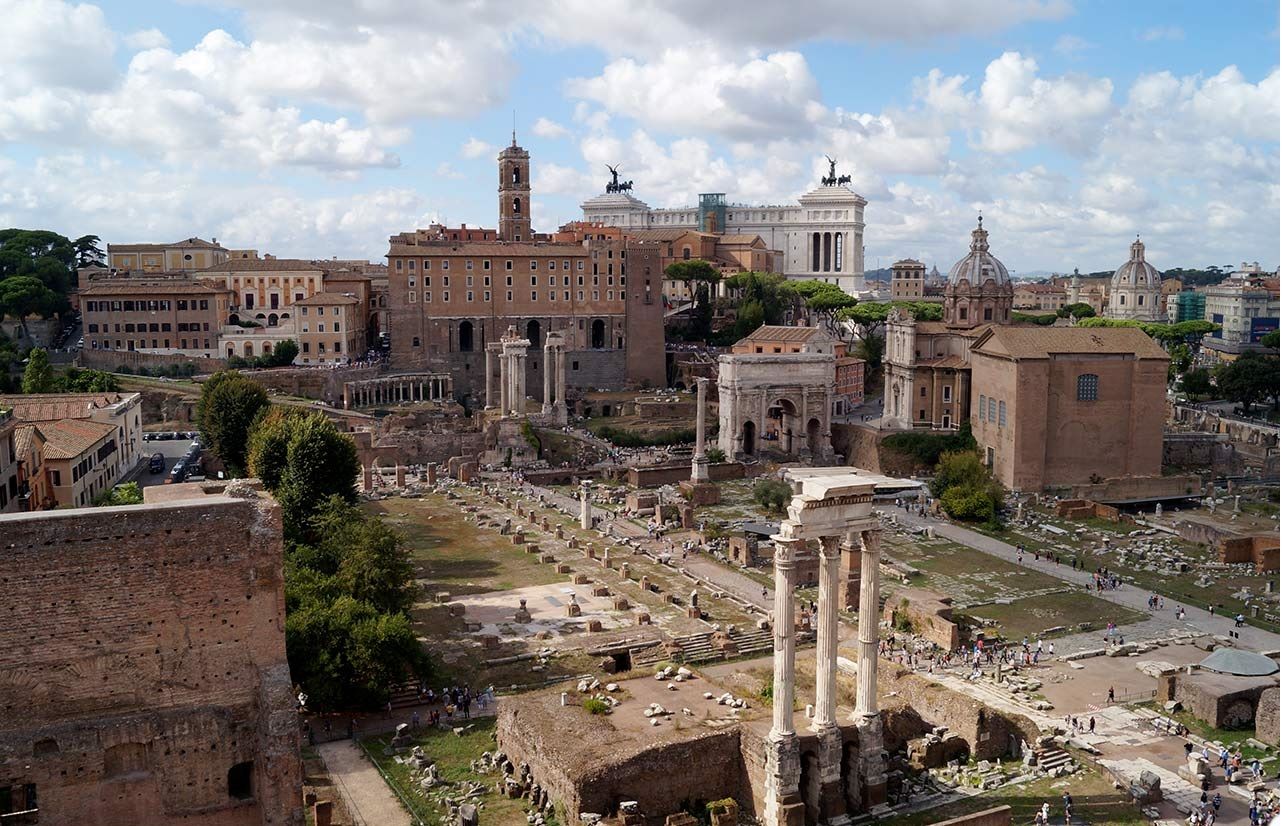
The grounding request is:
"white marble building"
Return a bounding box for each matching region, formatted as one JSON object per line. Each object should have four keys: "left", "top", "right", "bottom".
{"left": 581, "top": 181, "right": 867, "bottom": 293}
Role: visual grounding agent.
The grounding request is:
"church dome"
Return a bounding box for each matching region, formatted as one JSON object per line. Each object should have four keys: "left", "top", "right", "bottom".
{"left": 948, "top": 217, "right": 1010, "bottom": 287}
{"left": 1111, "top": 238, "right": 1161, "bottom": 290}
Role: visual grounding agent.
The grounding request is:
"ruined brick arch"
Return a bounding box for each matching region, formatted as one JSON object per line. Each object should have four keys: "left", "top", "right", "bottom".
{"left": 104, "top": 742, "right": 149, "bottom": 778}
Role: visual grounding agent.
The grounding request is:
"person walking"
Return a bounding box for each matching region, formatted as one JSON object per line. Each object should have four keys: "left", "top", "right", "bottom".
{"left": 1107, "top": 686, "right": 1115, "bottom": 703}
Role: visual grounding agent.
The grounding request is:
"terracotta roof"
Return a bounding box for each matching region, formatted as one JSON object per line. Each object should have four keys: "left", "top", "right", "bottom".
{"left": 913, "top": 321, "right": 990, "bottom": 338}
{"left": 14, "top": 424, "right": 43, "bottom": 459}
{"left": 621, "top": 229, "right": 714, "bottom": 243}
{"left": 919, "top": 355, "right": 968, "bottom": 369}
{"left": 387, "top": 243, "right": 590, "bottom": 257}
{"left": 1016, "top": 283, "right": 1066, "bottom": 294}
{"left": 892, "top": 259, "right": 925, "bottom": 267}
{"left": 718, "top": 234, "right": 766, "bottom": 246}
{"left": 0, "top": 392, "right": 137, "bottom": 423}
{"left": 109, "top": 243, "right": 167, "bottom": 252}
{"left": 741, "top": 325, "right": 824, "bottom": 343}
{"left": 81, "top": 280, "right": 224, "bottom": 296}
{"left": 39, "top": 418, "right": 115, "bottom": 460}
{"left": 195, "top": 258, "right": 325, "bottom": 273}
{"left": 293, "top": 292, "right": 360, "bottom": 306}
{"left": 973, "top": 325, "right": 1169, "bottom": 359}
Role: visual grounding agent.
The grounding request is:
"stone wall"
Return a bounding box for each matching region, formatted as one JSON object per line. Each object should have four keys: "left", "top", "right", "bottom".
{"left": 877, "top": 664, "right": 1038, "bottom": 762}
{"left": 1054, "top": 499, "right": 1123, "bottom": 522}
{"left": 1256, "top": 686, "right": 1279, "bottom": 742}
{"left": 1162, "top": 433, "right": 1240, "bottom": 475}
{"left": 1174, "top": 671, "right": 1276, "bottom": 730}
{"left": 927, "top": 806, "right": 1013, "bottom": 826}
{"left": 496, "top": 702, "right": 744, "bottom": 821}
{"left": 0, "top": 492, "right": 302, "bottom": 825}
{"left": 1219, "top": 535, "right": 1280, "bottom": 573}
{"left": 79, "top": 347, "right": 228, "bottom": 374}
{"left": 239, "top": 365, "right": 383, "bottom": 406}
{"left": 883, "top": 588, "right": 961, "bottom": 650}
{"left": 1054, "top": 474, "right": 1200, "bottom": 503}
{"left": 627, "top": 462, "right": 746, "bottom": 488}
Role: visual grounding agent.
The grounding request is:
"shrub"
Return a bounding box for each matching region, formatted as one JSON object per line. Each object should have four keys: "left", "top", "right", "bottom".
{"left": 753, "top": 479, "right": 793, "bottom": 514}
{"left": 883, "top": 424, "right": 975, "bottom": 466}
{"left": 583, "top": 698, "right": 610, "bottom": 715}
{"left": 706, "top": 446, "right": 726, "bottom": 463}
{"left": 591, "top": 424, "right": 695, "bottom": 448}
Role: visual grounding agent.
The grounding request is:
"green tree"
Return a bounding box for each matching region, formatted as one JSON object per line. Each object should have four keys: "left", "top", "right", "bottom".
{"left": 1215, "top": 352, "right": 1279, "bottom": 415}
{"left": 269, "top": 339, "right": 299, "bottom": 367}
{"left": 1057, "top": 302, "right": 1096, "bottom": 319}
{"left": 1260, "top": 329, "right": 1280, "bottom": 349}
{"left": 930, "top": 450, "right": 1004, "bottom": 526}
{"left": 753, "top": 479, "right": 793, "bottom": 514}
{"left": 1180, "top": 368, "right": 1214, "bottom": 399}
{"left": 20, "top": 347, "right": 54, "bottom": 393}
{"left": 73, "top": 234, "right": 105, "bottom": 269}
{"left": 59, "top": 367, "right": 120, "bottom": 393}
{"left": 248, "top": 410, "right": 359, "bottom": 541}
{"left": 0, "top": 276, "right": 60, "bottom": 337}
{"left": 665, "top": 259, "right": 721, "bottom": 305}
{"left": 0, "top": 229, "right": 77, "bottom": 306}
{"left": 95, "top": 482, "right": 143, "bottom": 506}
{"left": 198, "top": 371, "right": 269, "bottom": 476}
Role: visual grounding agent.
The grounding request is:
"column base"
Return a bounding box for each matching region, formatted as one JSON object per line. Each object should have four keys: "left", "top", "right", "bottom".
{"left": 813, "top": 725, "right": 846, "bottom": 823}
{"left": 764, "top": 731, "right": 804, "bottom": 826}
{"left": 553, "top": 402, "right": 568, "bottom": 425}
{"left": 854, "top": 714, "right": 887, "bottom": 810}
{"left": 690, "top": 455, "right": 710, "bottom": 483}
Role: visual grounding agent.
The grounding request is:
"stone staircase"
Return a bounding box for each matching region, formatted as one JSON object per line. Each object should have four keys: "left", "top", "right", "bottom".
{"left": 1036, "top": 746, "right": 1075, "bottom": 775}
{"left": 636, "top": 626, "right": 781, "bottom": 666}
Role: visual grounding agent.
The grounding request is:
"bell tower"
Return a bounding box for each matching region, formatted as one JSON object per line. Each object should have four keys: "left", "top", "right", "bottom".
{"left": 498, "top": 132, "right": 531, "bottom": 242}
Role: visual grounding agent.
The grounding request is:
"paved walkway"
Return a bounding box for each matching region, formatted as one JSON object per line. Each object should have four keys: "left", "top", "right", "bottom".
{"left": 318, "top": 739, "right": 411, "bottom": 826}
{"left": 878, "top": 507, "right": 1277, "bottom": 651}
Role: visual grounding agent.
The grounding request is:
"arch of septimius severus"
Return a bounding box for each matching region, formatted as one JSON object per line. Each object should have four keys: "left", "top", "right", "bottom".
{"left": 766, "top": 469, "right": 891, "bottom": 826}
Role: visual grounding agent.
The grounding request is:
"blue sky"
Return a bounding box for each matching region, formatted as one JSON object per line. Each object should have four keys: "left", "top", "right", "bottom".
{"left": 0, "top": 0, "right": 1277, "bottom": 274}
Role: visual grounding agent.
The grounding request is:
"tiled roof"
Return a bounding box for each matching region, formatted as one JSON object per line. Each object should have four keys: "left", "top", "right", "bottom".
{"left": 195, "top": 258, "right": 326, "bottom": 273}
{"left": 973, "top": 325, "right": 1169, "bottom": 359}
{"left": 109, "top": 243, "right": 168, "bottom": 252}
{"left": 717, "top": 234, "right": 766, "bottom": 245}
{"left": 387, "top": 242, "right": 589, "bottom": 257}
{"left": 622, "top": 229, "right": 713, "bottom": 243}
{"left": 39, "top": 419, "right": 115, "bottom": 460}
{"left": 741, "top": 325, "right": 823, "bottom": 343}
{"left": 293, "top": 292, "right": 360, "bottom": 306}
{"left": 81, "top": 280, "right": 224, "bottom": 296}
{"left": 14, "top": 424, "right": 43, "bottom": 459}
{"left": 0, "top": 392, "right": 136, "bottom": 423}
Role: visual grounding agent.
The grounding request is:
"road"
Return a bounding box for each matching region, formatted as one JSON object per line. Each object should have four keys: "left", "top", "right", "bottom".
{"left": 878, "top": 505, "right": 1278, "bottom": 651}
{"left": 317, "top": 740, "right": 411, "bottom": 826}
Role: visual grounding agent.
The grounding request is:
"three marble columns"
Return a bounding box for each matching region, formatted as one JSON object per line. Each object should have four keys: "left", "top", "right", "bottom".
{"left": 765, "top": 522, "right": 886, "bottom": 826}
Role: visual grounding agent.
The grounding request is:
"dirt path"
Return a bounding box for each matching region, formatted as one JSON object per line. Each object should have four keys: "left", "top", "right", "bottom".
{"left": 318, "top": 739, "right": 411, "bottom": 826}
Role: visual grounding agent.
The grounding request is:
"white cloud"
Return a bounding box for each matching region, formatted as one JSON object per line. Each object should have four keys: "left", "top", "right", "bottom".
{"left": 124, "top": 28, "right": 170, "bottom": 50}
{"left": 1054, "top": 34, "right": 1092, "bottom": 56}
{"left": 975, "top": 52, "right": 1114, "bottom": 154}
{"left": 532, "top": 117, "right": 570, "bottom": 139}
{"left": 1140, "top": 25, "right": 1184, "bottom": 42}
{"left": 566, "top": 45, "right": 822, "bottom": 140}
{"left": 435, "top": 162, "right": 464, "bottom": 180}
{"left": 460, "top": 137, "right": 496, "bottom": 159}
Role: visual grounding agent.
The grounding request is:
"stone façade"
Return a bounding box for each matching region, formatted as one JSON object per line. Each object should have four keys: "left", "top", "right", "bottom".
{"left": 0, "top": 490, "right": 302, "bottom": 826}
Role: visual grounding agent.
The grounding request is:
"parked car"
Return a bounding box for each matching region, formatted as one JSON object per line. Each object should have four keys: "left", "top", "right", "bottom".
{"left": 149, "top": 452, "right": 165, "bottom": 474}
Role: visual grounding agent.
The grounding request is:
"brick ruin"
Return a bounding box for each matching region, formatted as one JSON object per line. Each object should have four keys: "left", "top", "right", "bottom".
{"left": 0, "top": 488, "right": 302, "bottom": 825}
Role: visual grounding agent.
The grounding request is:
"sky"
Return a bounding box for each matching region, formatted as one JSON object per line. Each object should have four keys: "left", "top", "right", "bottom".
{"left": 0, "top": 0, "right": 1278, "bottom": 275}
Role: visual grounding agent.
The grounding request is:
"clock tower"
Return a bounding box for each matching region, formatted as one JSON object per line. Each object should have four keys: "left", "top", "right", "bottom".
{"left": 498, "top": 133, "right": 531, "bottom": 242}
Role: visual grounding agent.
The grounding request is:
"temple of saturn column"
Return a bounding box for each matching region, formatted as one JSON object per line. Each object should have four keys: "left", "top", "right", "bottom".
{"left": 487, "top": 326, "right": 567, "bottom": 423}
{"left": 540, "top": 331, "right": 568, "bottom": 425}
{"left": 765, "top": 470, "right": 887, "bottom": 826}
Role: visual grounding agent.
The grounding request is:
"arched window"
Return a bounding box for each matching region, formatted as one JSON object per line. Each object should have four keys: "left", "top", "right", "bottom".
{"left": 525, "top": 319, "right": 541, "bottom": 347}
{"left": 1119, "top": 294, "right": 1126, "bottom": 305}
{"left": 591, "top": 319, "right": 605, "bottom": 349}
{"left": 458, "top": 320, "right": 474, "bottom": 352}
{"left": 512, "top": 165, "right": 522, "bottom": 184}
{"left": 1138, "top": 295, "right": 1145, "bottom": 306}
{"left": 228, "top": 761, "right": 254, "bottom": 800}
{"left": 682, "top": 247, "right": 691, "bottom": 260}
{"left": 513, "top": 197, "right": 522, "bottom": 215}
{"left": 267, "top": 313, "right": 279, "bottom": 327}
{"left": 1077, "top": 373, "right": 1099, "bottom": 401}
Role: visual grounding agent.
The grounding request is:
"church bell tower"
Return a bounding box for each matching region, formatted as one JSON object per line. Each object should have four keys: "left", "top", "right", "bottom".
{"left": 498, "top": 132, "right": 531, "bottom": 242}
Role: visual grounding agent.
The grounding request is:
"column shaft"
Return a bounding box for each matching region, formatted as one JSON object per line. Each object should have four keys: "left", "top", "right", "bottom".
{"left": 813, "top": 537, "right": 840, "bottom": 729}
{"left": 855, "top": 528, "right": 880, "bottom": 717}
{"left": 770, "top": 539, "right": 800, "bottom": 736}
{"left": 542, "top": 344, "right": 554, "bottom": 413}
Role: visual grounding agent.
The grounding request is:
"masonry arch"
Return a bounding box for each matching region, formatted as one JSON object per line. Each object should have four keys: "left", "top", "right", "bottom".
{"left": 741, "top": 420, "right": 757, "bottom": 456}
{"left": 768, "top": 397, "right": 800, "bottom": 453}
{"left": 807, "top": 417, "right": 823, "bottom": 457}
{"left": 459, "top": 320, "right": 475, "bottom": 352}
{"left": 591, "top": 319, "right": 606, "bottom": 349}
{"left": 525, "top": 319, "right": 541, "bottom": 348}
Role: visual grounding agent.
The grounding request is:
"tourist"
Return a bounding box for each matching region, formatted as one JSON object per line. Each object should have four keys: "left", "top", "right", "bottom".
{"left": 1212, "top": 793, "right": 1222, "bottom": 814}
{"left": 1089, "top": 716, "right": 1096, "bottom": 733}
{"left": 1048, "top": 642, "right": 1055, "bottom": 656}
{"left": 1040, "top": 802, "right": 1051, "bottom": 824}
{"left": 1107, "top": 686, "right": 1115, "bottom": 703}
{"left": 411, "top": 710, "right": 420, "bottom": 729}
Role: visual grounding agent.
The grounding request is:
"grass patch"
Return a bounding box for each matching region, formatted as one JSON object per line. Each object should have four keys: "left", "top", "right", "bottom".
{"left": 366, "top": 496, "right": 563, "bottom": 596}
{"left": 362, "top": 717, "right": 543, "bottom": 826}
{"left": 891, "top": 764, "right": 1146, "bottom": 826}
{"left": 963, "top": 592, "right": 1148, "bottom": 641}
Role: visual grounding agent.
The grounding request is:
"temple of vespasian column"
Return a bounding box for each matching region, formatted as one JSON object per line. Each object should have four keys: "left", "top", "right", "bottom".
{"left": 765, "top": 469, "right": 907, "bottom": 826}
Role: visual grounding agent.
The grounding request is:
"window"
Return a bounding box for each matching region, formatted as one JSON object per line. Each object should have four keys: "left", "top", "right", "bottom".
{"left": 984, "top": 307, "right": 993, "bottom": 320}
{"left": 998, "top": 400, "right": 1007, "bottom": 426}
{"left": 530, "top": 260, "right": 538, "bottom": 271}
{"left": 920, "top": 386, "right": 927, "bottom": 397}
{"left": 942, "top": 385, "right": 952, "bottom": 403}
{"left": 1077, "top": 373, "right": 1099, "bottom": 401}
{"left": 959, "top": 306, "right": 968, "bottom": 320}
{"left": 228, "top": 762, "right": 254, "bottom": 801}
{"left": 505, "top": 260, "right": 513, "bottom": 271}
{"left": 979, "top": 394, "right": 986, "bottom": 415}
{"left": 988, "top": 398, "right": 997, "bottom": 421}
{"left": 408, "top": 259, "right": 416, "bottom": 271}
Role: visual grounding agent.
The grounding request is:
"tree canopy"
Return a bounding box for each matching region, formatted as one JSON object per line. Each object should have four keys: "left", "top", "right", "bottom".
{"left": 0, "top": 229, "right": 79, "bottom": 310}
{"left": 197, "top": 371, "right": 270, "bottom": 477}
{"left": 20, "top": 347, "right": 54, "bottom": 393}
{"left": 931, "top": 450, "right": 1004, "bottom": 526}
{"left": 248, "top": 408, "right": 360, "bottom": 542}
{"left": 1214, "top": 352, "right": 1279, "bottom": 416}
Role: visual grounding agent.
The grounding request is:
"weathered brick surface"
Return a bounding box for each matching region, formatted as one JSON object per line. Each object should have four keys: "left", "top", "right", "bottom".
{"left": 0, "top": 494, "right": 302, "bottom": 825}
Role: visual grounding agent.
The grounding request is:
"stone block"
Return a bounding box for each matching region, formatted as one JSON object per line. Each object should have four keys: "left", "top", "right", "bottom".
{"left": 586, "top": 620, "right": 603, "bottom": 632}
{"left": 636, "top": 612, "right": 651, "bottom": 625}
{"left": 566, "top": 603, "right": 582, "bottom": 618}
{"left": 447, "top": 603, "right": 466, "bottom": 617}
{"left": 556, "top": 564, "right": 572, "bottom": 574}
{"left": 613, "top": 596, "right": 630, "bottom": 611}
{"left": 592, "top": 585, "right": 611, "bottom": 597}
{"left": 480, "top": 634, "right": 500, "bottom": 649}
{"left": 314, "top": 800, "right": 334, "bottom": 826}
{"left": 573, "top": 574, "right": 590, "bottom": 585}
{"left": 539, "top": 554, "right": 556, "bottom": 564}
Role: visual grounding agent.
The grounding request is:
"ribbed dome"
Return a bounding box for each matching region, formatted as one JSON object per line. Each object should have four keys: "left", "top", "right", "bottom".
{"left": 948, "top": 217, "right": 1010, "bottom": 286}
{"left": 1112, "top": 238, "right": 1161, "bottom": 290}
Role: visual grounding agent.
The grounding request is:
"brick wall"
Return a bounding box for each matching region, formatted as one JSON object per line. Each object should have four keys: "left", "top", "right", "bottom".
{"left": 80, "top": 347, "right": 228, "bottom": 373}
{"left": 0, "top": 493, "right": 302, "bottom": 825}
